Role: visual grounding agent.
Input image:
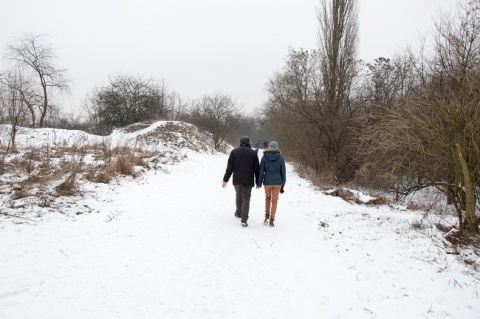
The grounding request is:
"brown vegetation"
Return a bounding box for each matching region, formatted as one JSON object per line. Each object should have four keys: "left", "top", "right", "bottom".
{"left": 261, "top": 0, "right": 479, "bottom": 235}
{"left": 0, "top": 120, "right": 213, "bottom": 215}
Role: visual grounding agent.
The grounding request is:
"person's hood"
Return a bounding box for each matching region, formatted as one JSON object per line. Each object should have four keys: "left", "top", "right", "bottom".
{"left": 264, "top": 148, "right": 281, "bottom": 161}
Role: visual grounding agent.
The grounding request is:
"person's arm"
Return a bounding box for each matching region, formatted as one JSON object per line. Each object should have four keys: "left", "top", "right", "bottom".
{"left": 222, "top": 152, "right": 234, "bottom": 187}
{"left": 280, "top": 158, "right": 286, "bottom": 193}
{"left": 256, "top": 157, "right": 264, "bottom": 187}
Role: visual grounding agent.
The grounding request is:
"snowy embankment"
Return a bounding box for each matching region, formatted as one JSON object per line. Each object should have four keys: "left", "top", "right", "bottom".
{"left": 0, "top": 125, "right": 479, "bottom": 318}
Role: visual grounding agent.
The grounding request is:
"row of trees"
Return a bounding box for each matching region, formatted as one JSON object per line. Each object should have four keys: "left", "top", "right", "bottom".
{"left": 0, "top": 34, "right": 256, "bottom": 148}
{"left": 81, "top": 77, "right": 256, "bottom": 148}
{"left": 261, "top": 0, "right": 479, "bottom": 233}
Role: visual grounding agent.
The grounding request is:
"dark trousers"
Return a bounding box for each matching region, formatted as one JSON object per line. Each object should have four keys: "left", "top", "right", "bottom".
{"left": 234, "top": 185, "right": 253, "bottom": 222}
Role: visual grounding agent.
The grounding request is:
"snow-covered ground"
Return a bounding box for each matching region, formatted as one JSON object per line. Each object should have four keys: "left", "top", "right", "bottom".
{"left": 1, "top": 125, "right": 479, "bottom": 318}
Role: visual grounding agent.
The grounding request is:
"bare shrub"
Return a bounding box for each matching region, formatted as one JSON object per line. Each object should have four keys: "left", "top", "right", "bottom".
{"left": 84, "top": 170, "right": 95, "bottom": 182}
{"left": 23, "top": 148, "right": 39, "bottom": 175}
{"left": 85, "top": 168, "right": 112, "bottom": 184}
{"left": 12, "top": 187, "right": 28, "bottom": 200}
{"left": 95, "top": 172, "right": 112, "bottom": 184}
{"left": 292, "top": 163, "right": 334, "bottom": 189}
{"left": 55, "top": 148, "right": 86, "bottom": 196}
{"left": 0, "top": 139, "right": 9, "bottom": 174}
{"left": 327, "top": 188, "right": 355, "bottom": 202}
{"left": 445, "top": 230, "right": 480, "bottom": 248}
{"left": 407, "top": 201, "right": 428, "bottom": 211}
{"left": 100, "top": 136, "right": 114, "bottom": 162}
{"left": 435, "top": 222, "right": 454, "bottom": 233}
{"left": 410, "top": 220, "right": 425, "bottom": 230}
{"left": 56, "top": 174, "right": 77, "bottom": 196}
{"left": 24, "top": 174, "right": 43, "bottom": 185}
{"left": 132, "top": 151, "right": 148, "bottom": 167}
{"left": 364, "top": 197, "right": 389, "bottom": 206}
{"left": 37, "top": 158, "right": 52, "bottom": 175}
{"left": 114, "top": 151, "right": 135, "bottom": 176}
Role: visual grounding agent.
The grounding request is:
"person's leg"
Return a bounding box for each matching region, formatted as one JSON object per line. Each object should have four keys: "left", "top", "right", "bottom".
{"left": 269, "top": 185, "right": 282, "bottom": 226}
{"left": 264, "top": 185, "right": 273, "bottom": 223}
{"left": 264, "top": 185, "right": 272, "bottom": 216}
{"left": 240, "top": 185, "right": 253, "bottom": 223}
{"left": 234, "top": 185, "right": 242, "bottom": 217}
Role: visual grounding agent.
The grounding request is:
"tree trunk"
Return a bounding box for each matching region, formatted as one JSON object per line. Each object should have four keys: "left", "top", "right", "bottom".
{"left": 456, "top": 141, "right": 478, "bottom": 234}
{"left": 39, "top": 75, "right": 48, "bottom": 128}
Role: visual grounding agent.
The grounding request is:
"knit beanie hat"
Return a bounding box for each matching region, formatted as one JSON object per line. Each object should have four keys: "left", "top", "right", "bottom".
{"left": 269, "top": 141, "right": 279, "bottom": 149}
{"left": 239, "top": 136, "right": 250, "bottom": 145}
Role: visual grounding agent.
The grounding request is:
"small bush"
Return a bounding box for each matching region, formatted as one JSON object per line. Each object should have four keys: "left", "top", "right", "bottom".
{"left": 86, "top": 170, "right": 112, "bottom": 184}
{"left": 410, "top": 219, "right": 426, "bottom": 230}
{"left": 95, "top": 172, "right": 112, "bottom": 184}
{"left": 114, "top": 152, "right": 135, "bottom": 176}
{"left": 12, "top": 188, "right": 28, "bottom": 200}
{"left": 328, "top": 188, "right": 355, "bottom": 201}
{"left": 56, "top": 173, "right": 78, "bottom": 196}
{"left": 364, "top": 197, "right": 389, "bottom": 206}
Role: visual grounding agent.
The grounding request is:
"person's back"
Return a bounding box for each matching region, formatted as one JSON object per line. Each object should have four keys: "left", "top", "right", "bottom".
{"left": 222, "top": 136, "right": 260, "bottom": 227}
{"left": 257, "top": 141, "right": 286, "bottom": 227}
{"left": 226, "top": 145, "right": 259, "bottom": 186}
{"left": 261, "top": 150, "right": 285, "bottom": 186}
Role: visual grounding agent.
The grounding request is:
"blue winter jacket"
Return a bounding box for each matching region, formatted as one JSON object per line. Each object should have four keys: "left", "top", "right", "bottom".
{"left": 257, "top": 149, "right": 286, "bottom": 186}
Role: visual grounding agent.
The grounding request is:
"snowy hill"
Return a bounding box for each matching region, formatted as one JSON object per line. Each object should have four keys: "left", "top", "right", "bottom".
{"left": 0, "top": 122, "right": 479, "bottom": 318}
{"left": 0, "top": 121, "right": 215, "bottom": 217}
{"left": 0, "top": 120, "right": 214, "bottom": 153}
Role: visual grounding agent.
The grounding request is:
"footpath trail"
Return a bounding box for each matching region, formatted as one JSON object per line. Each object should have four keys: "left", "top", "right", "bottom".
{"left": 0, "top": 151, "right": 479, "bottom": 319}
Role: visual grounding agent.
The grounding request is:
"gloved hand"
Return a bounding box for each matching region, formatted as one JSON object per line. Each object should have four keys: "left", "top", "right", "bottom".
{"left": 280, "top": 186, "right": 285, "bottom": 194}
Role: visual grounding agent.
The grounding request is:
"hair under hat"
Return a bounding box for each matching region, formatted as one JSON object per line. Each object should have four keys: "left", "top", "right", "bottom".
{"left": 269, "top": 141, "right": 279, "bottom": 149}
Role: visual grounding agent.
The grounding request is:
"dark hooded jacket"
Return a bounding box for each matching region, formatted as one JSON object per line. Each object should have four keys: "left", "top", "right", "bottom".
{"left": 223, "top": 141, "right": 260, "bottom": 187}
{"left": 257, "top": 148, "right": 286, "bottom": 186}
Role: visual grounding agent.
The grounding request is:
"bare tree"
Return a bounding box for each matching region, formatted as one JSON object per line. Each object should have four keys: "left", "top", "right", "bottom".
{"left": 353, "top": 55, "right": 419, "bottom": 190}
{"left": 361, "top": 56, "right": 417, "bottom": 112}
{"left": 86, "top": 74, "right": 170, "bottom": 134}
{"left": 81, "top": 88, "right": 105, "bottom": 135}
{"left": 164, "top": 90, "right": 188, "bottom": 121}
{"left": 430, "top": 0, "right": 480, "bottom": 233}
{"left": 0, "top": 68, "right": 38, "bottom": 147}
{"left": 189, "top": 92, "right": 241, "bottom": 149}
{"left": 262, "top": 0, "right": 360, "bottom": 183}
{"left": 317, "top": 0, "right": 360, "bottom": 181}
{"left": 263, "top": 49, "right": 327, "bottom": 174}
{"left": 5, "top": 34, "right": 70, "bottom": 127}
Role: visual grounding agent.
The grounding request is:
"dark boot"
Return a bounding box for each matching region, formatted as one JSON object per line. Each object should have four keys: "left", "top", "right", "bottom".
{"left": 269, "top": 218, "right": 275, "bottom": 227}
{"left": 264, "top": 213, "right": 269, "bottom": 225}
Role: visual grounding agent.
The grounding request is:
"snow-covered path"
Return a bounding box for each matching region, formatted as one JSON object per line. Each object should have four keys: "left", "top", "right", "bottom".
{"left": 1, "top": 152, "right": 479, "bottom": 318}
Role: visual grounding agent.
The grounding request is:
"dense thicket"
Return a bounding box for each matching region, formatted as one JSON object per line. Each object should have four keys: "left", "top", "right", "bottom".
{"left": 261, "top": 0, "right": 480, "bottom": 233}
{"left": 357, "top": 1, "right": 480, "bottom": 233}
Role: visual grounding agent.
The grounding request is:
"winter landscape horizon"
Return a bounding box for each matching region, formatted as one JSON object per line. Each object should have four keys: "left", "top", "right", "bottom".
{"left": 0, "top": 121, "right": 479, "bottom": 318}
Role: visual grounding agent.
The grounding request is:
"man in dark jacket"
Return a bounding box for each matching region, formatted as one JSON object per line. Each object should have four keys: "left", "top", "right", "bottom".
{"left": 222, "top": 136, "right": 260, "bottom": 227}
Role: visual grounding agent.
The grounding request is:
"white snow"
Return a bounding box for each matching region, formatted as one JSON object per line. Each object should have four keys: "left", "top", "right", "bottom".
{"left": 0, "top": 124, "right": 479, "bottom": 318}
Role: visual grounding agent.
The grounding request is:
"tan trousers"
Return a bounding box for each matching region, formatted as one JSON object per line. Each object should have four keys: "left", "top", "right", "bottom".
{"left": 264, "top": 185, "right": 282, "bottom": 219}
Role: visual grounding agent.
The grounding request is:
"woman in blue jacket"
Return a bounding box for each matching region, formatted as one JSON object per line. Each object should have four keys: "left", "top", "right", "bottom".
{"left": 256, "top": 141, "right": 286, "bottom": 227}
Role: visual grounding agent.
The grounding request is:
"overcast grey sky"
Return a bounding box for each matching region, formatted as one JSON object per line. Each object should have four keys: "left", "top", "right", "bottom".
{"left": 0, "top": 0, "right": 456, "bottom": 114}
